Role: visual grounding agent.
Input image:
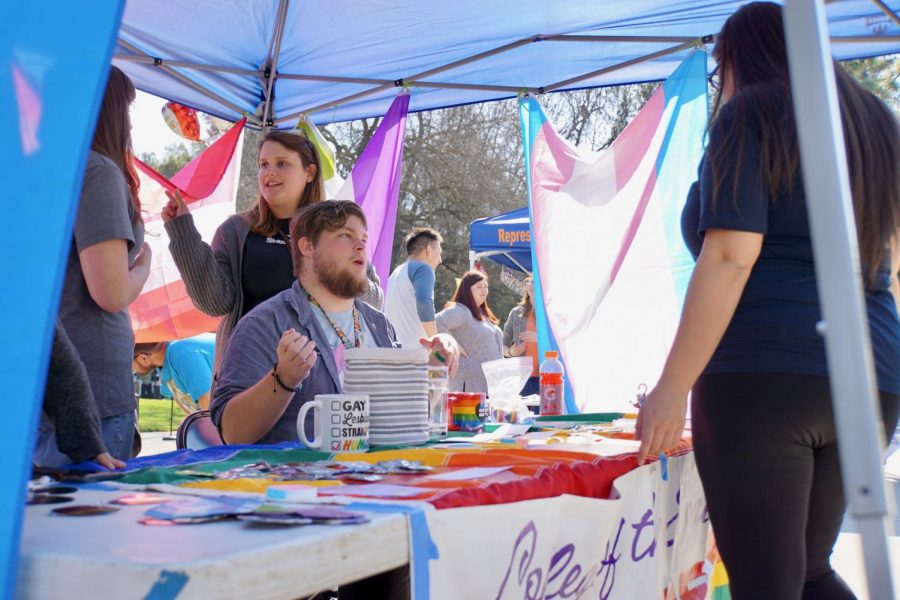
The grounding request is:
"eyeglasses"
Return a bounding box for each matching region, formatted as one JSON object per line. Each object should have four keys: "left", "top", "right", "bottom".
{"left": 708, "top": 65, "right": 720, "bottom": 91}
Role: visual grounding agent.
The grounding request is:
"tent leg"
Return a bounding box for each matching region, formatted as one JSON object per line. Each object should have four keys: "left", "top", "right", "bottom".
{"left": 783, "top": 1, "right": 895, "bottom": 598}
{"left": 162, "top": 398, "right": 176, "bottom": 442}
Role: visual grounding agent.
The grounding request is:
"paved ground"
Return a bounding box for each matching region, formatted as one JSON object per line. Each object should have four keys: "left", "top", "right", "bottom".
{"left": 136, "top": 432, "right": 900, "bottom": 596}
{"left": 138, "top": 431, "right": 177, "bottom": 457}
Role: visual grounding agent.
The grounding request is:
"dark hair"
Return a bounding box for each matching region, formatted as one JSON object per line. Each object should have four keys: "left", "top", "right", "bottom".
{"left": 517, "top": 276, "right": 534, "bottom": 320}
{"left": 91, "top": 66, "right": 141, "bottom": 224}
{"left": 405, "top": 227, "right": 442, "bottom": 256}
{"left": 246, "top": 130, "right": 326, "bottom": 237}
{"left": 133, "top": 341, "right": 165, "bottom": 358}
{"left": 709, "top": 1, "right": 900, "bottom": 288}
{"left": 448, "top": 270, "right": 499, "bottom": 324}
{"left": 290, "top": 200, "right": 367, "bottom": 276}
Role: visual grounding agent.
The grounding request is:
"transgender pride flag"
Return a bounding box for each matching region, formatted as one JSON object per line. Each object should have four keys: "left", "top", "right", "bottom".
{"left": 521, "top": 52, "right": 708, "bottom": 413}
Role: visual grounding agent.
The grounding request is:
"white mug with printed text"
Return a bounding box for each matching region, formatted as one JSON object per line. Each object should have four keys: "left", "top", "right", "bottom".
{"left": 297, "top": 394, "right": 369, "bottom": 452}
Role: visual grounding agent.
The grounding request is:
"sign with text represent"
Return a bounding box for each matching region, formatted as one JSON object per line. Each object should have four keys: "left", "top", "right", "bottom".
{"left": 426, "top": 454, "right": 714, "bottom": 599}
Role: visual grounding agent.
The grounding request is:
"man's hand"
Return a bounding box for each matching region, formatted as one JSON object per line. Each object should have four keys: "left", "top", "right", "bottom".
{"left": 420, "top": 334, "right": 463, "bottom": 377}
{"left": 276, "top": 329, "right": 317, "bottom": 389}
{"left": 94, "top": 452, "right": 125, "bottom": 470}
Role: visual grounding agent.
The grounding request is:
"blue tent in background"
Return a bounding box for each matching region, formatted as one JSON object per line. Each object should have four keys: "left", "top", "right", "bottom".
{"left": 469, "top": 207, "right": 532, "bottom": 273}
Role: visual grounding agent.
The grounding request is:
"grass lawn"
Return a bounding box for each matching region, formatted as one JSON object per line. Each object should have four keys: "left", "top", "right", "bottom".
{"left": 138, "top": 398, "right": 183, "bottom": 433}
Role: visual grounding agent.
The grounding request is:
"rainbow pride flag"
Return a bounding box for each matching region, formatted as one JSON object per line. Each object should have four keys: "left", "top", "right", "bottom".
{"left": 520, "top": 52, "right": 708, "bottom": 413}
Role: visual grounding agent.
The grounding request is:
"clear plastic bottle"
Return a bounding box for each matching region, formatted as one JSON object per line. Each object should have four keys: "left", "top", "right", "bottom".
{"left": 539, "top": 351, "right": 565, "bottom": 415}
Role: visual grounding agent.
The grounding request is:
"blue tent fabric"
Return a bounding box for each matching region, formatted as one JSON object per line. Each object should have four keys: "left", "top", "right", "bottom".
{"left": 114, "top": 0, "right": 900, "bottom": 126}
{"left": 1, "top": 2, "right": 125, "bottom": 597}
{"left": 469, "top": 207, "right": 533, "bottom": 273}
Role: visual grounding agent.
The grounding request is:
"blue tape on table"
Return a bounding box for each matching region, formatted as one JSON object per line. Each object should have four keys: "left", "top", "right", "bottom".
{"left": 659, "top": 452, "right": 668, "bottom": 482}
{"left": 144, "top": 570, "right": 189, "bottom": 600}
{"left": 346, "top": 502, "right": 439, "bottom": 600}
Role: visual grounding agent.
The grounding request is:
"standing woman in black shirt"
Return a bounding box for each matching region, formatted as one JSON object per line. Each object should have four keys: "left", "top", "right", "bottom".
{"left": 636, "top": 3, "right": 900, "bottom": 598}
{"left": 162, "top": 131, "right": 326, "bottom": 380}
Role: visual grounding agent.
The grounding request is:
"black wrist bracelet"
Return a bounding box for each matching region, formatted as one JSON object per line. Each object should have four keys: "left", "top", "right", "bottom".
{"left": 272, "top": 362, "right": 302, "bottom": 393}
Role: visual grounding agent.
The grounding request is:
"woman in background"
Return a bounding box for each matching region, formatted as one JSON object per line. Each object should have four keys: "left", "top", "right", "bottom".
{"left": 162, "top": 131, "right": 325, "bottom": 378}
{"left": 636, "top": 3, "right": 900, "bottom": 597}
{"left": 436, "top": 271, "right": 503, "bottom": 394}
{"left": 57, "top": 65, "right": 151, "bottom": 461}
{"left": 503, "top": 277, "right": 539, "bottom": 396}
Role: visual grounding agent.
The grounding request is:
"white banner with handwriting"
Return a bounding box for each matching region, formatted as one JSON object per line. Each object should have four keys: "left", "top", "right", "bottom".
{"left": 426, "top": 454, "right": 716, "bottom": 599}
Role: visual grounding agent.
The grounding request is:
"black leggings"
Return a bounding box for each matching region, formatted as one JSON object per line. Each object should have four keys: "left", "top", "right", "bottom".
{"left": 692, "top": 373, "right": 899, "bottom": 600}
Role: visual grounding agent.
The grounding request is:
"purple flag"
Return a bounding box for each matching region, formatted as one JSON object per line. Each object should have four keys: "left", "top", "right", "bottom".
{"left": 335, "top": 93, "right": 410, "bottom": 286}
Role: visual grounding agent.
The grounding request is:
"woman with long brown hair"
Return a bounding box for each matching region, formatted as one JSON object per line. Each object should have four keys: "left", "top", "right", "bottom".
{"left": 436, "top": 270, "right": 503, "bottom": 393}
{"left": 503, "top": 276, "right": 539, "bottom": 396}
{"left": 637, "top": 3, "right": 900, "bottom": 597}
{"left": 53, "top": 65, "right": 151, "bottom": 462}
{"left": 162, "top": 130, "right": 328, "bottom": 379}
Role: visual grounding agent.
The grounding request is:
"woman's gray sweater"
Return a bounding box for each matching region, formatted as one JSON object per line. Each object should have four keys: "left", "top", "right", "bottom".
{"left": 436, "top": 303, "right": 503, "bottom": 394}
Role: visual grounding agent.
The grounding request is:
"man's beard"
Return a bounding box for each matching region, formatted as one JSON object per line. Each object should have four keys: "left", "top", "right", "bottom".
{"left": 314, "top": 250, "right": 368, "bottom": 299}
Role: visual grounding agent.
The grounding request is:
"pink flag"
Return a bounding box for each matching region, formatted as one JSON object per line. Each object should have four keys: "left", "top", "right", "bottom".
{"left": 130, "top": 120, "right": 245, "bottom": 342}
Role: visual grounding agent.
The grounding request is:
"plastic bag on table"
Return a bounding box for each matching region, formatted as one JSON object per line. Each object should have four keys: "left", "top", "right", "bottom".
{"left": 481, "top": 357, "right": 533, "bottom": 423}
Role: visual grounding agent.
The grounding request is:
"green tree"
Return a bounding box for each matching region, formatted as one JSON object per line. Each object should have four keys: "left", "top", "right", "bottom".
{"left": 139, "top": 141, "right": 203, "bottom": 179}
{"left": 843, "top": 56, "right": 899, "bottom": 112}
{"left": 316, "top": 85, "right": 654, "bottom": 321}
{"left": 138, "top": 111, "right": 231, "bottom": 179}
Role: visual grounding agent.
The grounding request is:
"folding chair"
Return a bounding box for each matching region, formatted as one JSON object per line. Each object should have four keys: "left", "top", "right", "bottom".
{"left": 175, "top": 410, "right": 225, "bottom": 450}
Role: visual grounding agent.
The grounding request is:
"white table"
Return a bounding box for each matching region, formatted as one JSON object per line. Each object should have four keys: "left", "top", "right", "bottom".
{"left": 16, "top": 489, "right": 410, "bottom": 599}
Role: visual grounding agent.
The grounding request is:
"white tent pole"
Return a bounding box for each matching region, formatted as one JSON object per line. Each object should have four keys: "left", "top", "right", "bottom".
{"left": 278, "top": 73, "right": 534, "bottom": 94}
{"left": 871, "top": 0, "right": 900, "bottom": 26}
{"left": 783, "top": 2, "right": 896, "bottom": 599}
{"left": 260, "top": 0, "right": 290, "bottom": 131}
{"left": 542, "top": 39, "right": 699, "bottom": 93}
{"left": 113, "top": 54, "right": 263, "bottom": 76}
{"left": 117, "top": 38, "right": 260, "bottom": 126}
{"left": 503, "top": 252, "right": 530, "bottom": 274}
{"left": 543, "top": 34, "right": 699, "bottom": 43}
{"left": 277, "top": 36, "right": 537, "bottom": 123}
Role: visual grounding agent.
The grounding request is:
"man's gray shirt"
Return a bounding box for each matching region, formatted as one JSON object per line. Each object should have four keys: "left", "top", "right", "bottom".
{"left": 211, "top": 281, "right": 398, "bottom": 444}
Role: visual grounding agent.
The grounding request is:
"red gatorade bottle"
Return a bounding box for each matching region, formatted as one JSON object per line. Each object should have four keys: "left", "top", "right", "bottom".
{"left": 539, "top": 351, "right": 565, "bottom": 415}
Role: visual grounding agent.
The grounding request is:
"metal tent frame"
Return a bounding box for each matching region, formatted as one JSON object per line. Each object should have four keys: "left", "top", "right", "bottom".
{"left": 113, "top": 3, "right": 899, "bottom": 593}
{"left": 111, "top": 1, "right": 900, "bottom": 128}
{"left": 785, "top": 1, "right": 897, "bottom": 596}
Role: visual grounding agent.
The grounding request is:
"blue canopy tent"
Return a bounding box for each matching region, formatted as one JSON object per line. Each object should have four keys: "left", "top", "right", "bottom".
{"left": 111, "top": 1, "right": 899, "bottom": 127}
{"left": 4, "top": 1, "right": 900, "bottom": 597}
{"left": 469, "top": 207, "right": 532, "bottom": 274}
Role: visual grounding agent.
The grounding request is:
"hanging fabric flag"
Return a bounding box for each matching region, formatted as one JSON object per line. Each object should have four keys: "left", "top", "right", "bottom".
{"left": 333, "top": 92, "right": 410, "bottom": 285}
{"left": 162, "top": 101, "right": 202, "bottom": 141}
{"left": 130, "top": 119, "right": 245, "bottom": 342}
{"left": 296, "top": 114, "right": 345, "bottom": 197}
{"left": 520, "top": 52, "right": 708, "bottom": 413}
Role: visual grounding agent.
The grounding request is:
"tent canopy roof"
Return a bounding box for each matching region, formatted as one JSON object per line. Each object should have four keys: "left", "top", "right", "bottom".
{"left": 114, "top": 0, "right": 899, "bottom": 127}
